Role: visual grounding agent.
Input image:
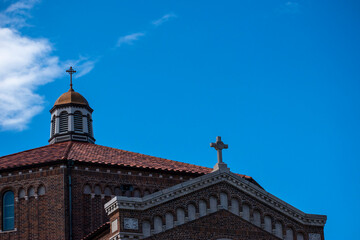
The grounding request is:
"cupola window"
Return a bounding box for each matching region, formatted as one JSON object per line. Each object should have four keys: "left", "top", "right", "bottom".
{"left": 74, "top": 111, "right": 83, "bottom": 132}
{"left": 87, "top": 114, "right": 92, "bottom": 136}
{"left": 51, "top": 116, "right": 55, "bottom": 137}
{"left": 59, "top": 111, "right": 68, "bottom": 133}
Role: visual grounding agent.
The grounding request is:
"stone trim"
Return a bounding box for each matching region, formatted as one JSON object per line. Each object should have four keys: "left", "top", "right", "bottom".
{"left": 105, "top": 169, "right": 326, "bottom": 227}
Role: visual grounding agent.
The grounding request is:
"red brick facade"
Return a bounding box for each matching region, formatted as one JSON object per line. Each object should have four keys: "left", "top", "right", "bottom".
{"left": 0, "top": 142, "right": 326, "bottom": 240}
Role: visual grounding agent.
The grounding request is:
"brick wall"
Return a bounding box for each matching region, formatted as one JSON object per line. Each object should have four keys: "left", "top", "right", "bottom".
{"left": 70, "top": 163, "right": 198, "bottom": 239}
{"left": 0, "top": 165, "right": 66, "bottom": 240}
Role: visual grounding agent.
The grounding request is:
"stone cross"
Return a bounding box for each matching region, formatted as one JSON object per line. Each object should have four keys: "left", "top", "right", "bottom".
{"left": 66, "top": 66, "right": 76, "bottom": 90}
{"left": 210, "top": 136, "right": 228, "bottom": 165}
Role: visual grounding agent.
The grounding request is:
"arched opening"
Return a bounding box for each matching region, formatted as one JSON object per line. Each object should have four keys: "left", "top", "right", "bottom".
{"left": 74, "top": 111, "right": 83, "bottom": 132}
{"left": 199, "top": 200, "right": 207, "bottom": 217}
{"left": 242, "top": 204, "right": 250, "bottom": 221}
{"left": 104, "top": 187, "right": 112, "bottom": 196}
{"left": 220, "top": 192, "right": 228, "bottom": 209}
{"left": 83, "top": 185, "right": 92, "bottom": 194}
{"left": 275, "top": 221, "right": 283, "bottom": 238}
{"left": 94, "top": 185, "right": 102, "bottom": 195}
{"left": 28, "top": 187, "right": 35, "bottom": 197}
{"left": 18, "top": 188, "right": 25, "bottom": 199}
{"left": 253, "top": 210, "right": 261, "bottom": 227}
{"left": 59, "top": 111, "right": 68, "bottom": 133}
{"left": 165, "top": 212, "right": 174, "bottom": 229}
{"left": 230, "top": 198, "right": 239, "bottom": 215}
{"left": 2, "top": 191, "right": 14, "bottom": 231}
{"left": 209, "top": 196, "right": 217, "bottom": 213}
{"left": 142, "top": 221, "right": 151, "bottom": 237}
{"left": 176, "top": 208, "right": 185, "bottom": 224}
{"left": 264, "top": 215, "right": 272, "bottom": 232}
{"left": 153, "top": 216, "right": 162, "bottom": 233}
{"left": 38, "top": 185, "right": 46, "bottom": 196}
{"left": 286, "top": 228, "right": 294, "bottom": 240}
{"left": 188, "top": 204, "right": 196, "bottom": 221}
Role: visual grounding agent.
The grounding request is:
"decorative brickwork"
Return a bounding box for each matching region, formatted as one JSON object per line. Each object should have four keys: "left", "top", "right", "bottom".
{"left": 0, "top": 165, "right": 66, "bottom": 240}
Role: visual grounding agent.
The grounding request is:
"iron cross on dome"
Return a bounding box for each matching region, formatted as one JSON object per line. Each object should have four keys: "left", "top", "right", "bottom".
{"left": 210, "top": 136, "right": 228, "bottom": 164}
{"left": 66, "top": 66, "right": 76, "bottom": 90}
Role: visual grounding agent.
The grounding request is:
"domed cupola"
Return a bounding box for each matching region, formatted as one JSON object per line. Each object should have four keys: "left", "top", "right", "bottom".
{"left": 48, "top": 67, "right": 95, "bottom": 144}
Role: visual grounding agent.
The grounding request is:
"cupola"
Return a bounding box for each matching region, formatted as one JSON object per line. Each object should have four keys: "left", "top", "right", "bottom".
{"left": 48, "top": 67, "right": 95, "bottom": 144}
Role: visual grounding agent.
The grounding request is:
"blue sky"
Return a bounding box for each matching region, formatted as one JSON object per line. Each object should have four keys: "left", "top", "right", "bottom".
{"left": 0, "top": 0, "right": 359, "bottom": 238}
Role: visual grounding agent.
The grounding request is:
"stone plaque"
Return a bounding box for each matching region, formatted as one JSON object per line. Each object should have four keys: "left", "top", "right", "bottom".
{"left": 124, "top": 218, "right": 138, "bottom": 230}
{"left": 309, "top": 233, "right": 321, "bottom": 240}
{"left": 111, "top": 219, "right": 118, "bottom": 233}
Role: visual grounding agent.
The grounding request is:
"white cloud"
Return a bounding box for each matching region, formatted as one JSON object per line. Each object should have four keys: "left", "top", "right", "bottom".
{"left": 0, "top": 1, "right": 96, "bottom": 131}
{"left": 0, "top": 28, "right": 62, "bottom": 131}
{"left": 116, "top": 32, "right": 145, "bottom": 47}
{"left": 152, "top": 13, "right": 177, "bottom": 27}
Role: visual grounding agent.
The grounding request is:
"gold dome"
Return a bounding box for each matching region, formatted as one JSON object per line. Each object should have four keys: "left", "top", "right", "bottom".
{"left": 54, "top": 88, "right": 89, "bottom": 106}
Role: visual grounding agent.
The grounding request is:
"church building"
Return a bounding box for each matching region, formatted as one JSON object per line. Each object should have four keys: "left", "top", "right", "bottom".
{"left": 0, "top": 68, "right": 326, "bottom": 240}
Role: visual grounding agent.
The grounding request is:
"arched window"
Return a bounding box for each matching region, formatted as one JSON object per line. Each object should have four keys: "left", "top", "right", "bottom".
{"left": 87, "top": 114, "right": 93, "bottom": 136}
{"left": 28, "top": 187, "right": 35, "bottom": 197}
{"left": 264, "top": 216, "right": 272, "bottom": 232}
{"left": 3, "top": 191, "right": 14, "bottom": 231}
{"left": 176, "top": 208, "right": 185, "bottom": 224}
{"left": 286, "top": 228, "right": 294, "bottom": 240}
{"left": 275, "top": 222, "right": 283, "bottom": 238}
{"left": 199, "top": 200, "right": 207, "bottom": 217}
{"left": 242, "top": 204, "right": 250, "bottom": 221}
{"left": 230, "top": 198, "right": 239, "bottom": 215}
{"left": 133, "top": 189, "right": 141, "bottom": 198}
{"left": 253, "top": 210, "right": 261, "bottom": 227}
{"left": 114, "top": 187, "right": 121, "bottom": 196}
{"left": 220, "top": 192, "right": 228, "bottom": 209}
{"left": 104, "top": 187, "right": 112, "bottom": 196}
{"left": 83, "top": 185, "right": 92, "bottom": 194}
{"left": 94, "top": 185, "right": 102, "bottom": 195}
{"left": 59, "top": 111, "right": 68, "bottom": 133}
{"left": 165, "top": 212, "right": 174, "bottom": 229}
{"left": 153, "top": 216, "right": 162, "bottom": 233}
{"left": 18, "top": 188, "right": 25, "bottom": 199}
{"left": 209, "top": 196, "right": 217, "bottom": 213}
{"left": 142, "top": 221, "right": 151, "bottom": 237}
{"left": 74, "top": 111, "right": 83, "bottom": 132}
{"left": 187, "top": 204, "right": 196, "bottom": 221}
{"left": 38, "top": 185, "right": 46, "bottom": 196}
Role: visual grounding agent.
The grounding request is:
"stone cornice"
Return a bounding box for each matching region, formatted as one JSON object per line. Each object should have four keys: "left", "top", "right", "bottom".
{"left": 104, "top": 169, "right": 327, "bottom": 227}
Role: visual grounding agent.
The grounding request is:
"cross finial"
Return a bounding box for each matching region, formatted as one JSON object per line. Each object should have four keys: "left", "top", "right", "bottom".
{"left": 66, "top": 66, "right": 76, "bottom": 90}
{"left": 210, "top": 136, "right": 229, "bottom": 172}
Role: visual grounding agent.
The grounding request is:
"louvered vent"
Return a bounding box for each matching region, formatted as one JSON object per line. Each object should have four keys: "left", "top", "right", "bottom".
{"left": 87, "top": 114, "right": 92, "bottom": 136}
{"left": 74, "top": 111, "right": 83, "bottom": 132}
{"left": 59, "top": 111, "right": 68, "bottom": 133}
{"left": 51, "top": 116, "right": 55, "bottom": 136}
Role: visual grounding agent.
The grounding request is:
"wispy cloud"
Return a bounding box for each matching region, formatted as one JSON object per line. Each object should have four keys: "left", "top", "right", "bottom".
{"left": 276, "top": 1, "right": 301, "bottom": 14}
{"left": 116, "top": 32, "right": 145, "bottom": 47}
{"left": 115, "top": 13, "right": 177, "bottom": 48}
{"left": 0, "top": 0, "right": 95, "bottom": 131}
{"left": 65, "top": 57, "right": 97, "bottom": 78}
{"left": 152, "top": 13, "right": 177, "bottom": 27}
{"left": 0, "top": 0, "right": 39, "bottom": 28}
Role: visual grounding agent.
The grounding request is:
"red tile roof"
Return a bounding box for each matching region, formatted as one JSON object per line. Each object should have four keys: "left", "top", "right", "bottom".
{"left": 0, "top": 141, "right": 253, "bottom": 179}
